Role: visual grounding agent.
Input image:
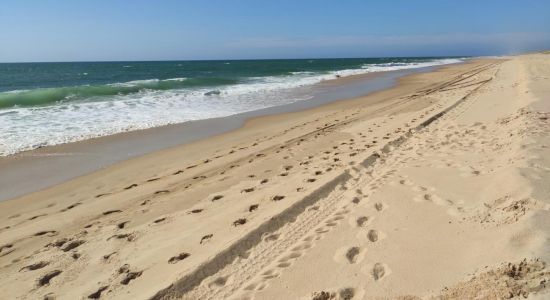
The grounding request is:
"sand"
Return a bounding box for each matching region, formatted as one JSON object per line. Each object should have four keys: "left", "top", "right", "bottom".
{"left": 1, "top": 53, "right": 549, "bottom": 300}
{"left": 0, "top": 67, "right": 416, "bottom": 202}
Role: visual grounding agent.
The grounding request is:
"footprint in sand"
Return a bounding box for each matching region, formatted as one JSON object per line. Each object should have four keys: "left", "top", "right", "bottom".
{"left": 309, "top": 287, "right": 358, "bottom": 300}
{"left": 374, "top": 203, "right": 386, "bottom": 212}
{"left": 19, "top": 261, "right": 49, "bottom": 272}
{"left": 334, "top": 246, "right": 365, "bottom": 265}
{"left": 367, "top": 230, "right": 382, "bottom": 242}
{"left": 124, "top": 184, "right": 138, "bottom": 190}
{"left": 200, "top": 234, "right": 213, "bottom": 244}
{"left": 37, "top": 270, "right": 62, "bottom": 287}
{"left": 102, "top": 210, "right": 122, "bottom": 216}
{"left": 412, "top": 185, "right": 431, "bottom": 192}
{"left": 153, "top": 217, "right": 166, "bottom": 224}
{"left": 168, "top": 252, "right": 190, "bottom": 264}
{"left": 212, "top": 195, "right": 224, "bottom": 201}
{"left": 88, "top": 286, "right": 109, "bottom": 299}
{"left": 372, "top": 263, "right": 388, "bottom": 281}
{"left": 338, "top": 287, "right": 357, "bottom": 300}
{"left": 108, "top": 233, "right": 134, "bottom": 242}
{"left": 242, "top": 187, "right": 255, "bottom": 193}
{"left": 345, "top": 247, "right": 361, "bottom": 264}
{"left": 47, "top": 238, "right": 68, "bottom": 249}
{"left": 102, "top": 252, "right": 117, "bottom": 260}
{"left": 415, "top": 193, "right": 449, "bottom": 206}
{"left": 354, "top": 216, "right": 371, "bottom": 227}
{"left": 60, "top": 202, "right": 81, "bottom": 212}
{"left": 117, "top": 221, "right": 129, "bottom": 229}
{"left": 120, "top": 270, "right": 143, "bottom": 285}
{"left": 154, "top": 190, "right": 170, "bottom": 195}
{"left": 233, "top": 218, "right": 247, "bottom": 226}
{"left": 34, "top": 230, "right": 58, "bottom": 237}
{"left": 62, "top": 240, "right": 85, "bottom": 252}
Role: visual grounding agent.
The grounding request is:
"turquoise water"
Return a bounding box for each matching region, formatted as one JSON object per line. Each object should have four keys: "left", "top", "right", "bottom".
{"left": 0, "top": 57, "right": 463, "bottom": 155}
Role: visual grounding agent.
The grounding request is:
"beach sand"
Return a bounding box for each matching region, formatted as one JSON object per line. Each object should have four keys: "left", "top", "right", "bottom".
{"left": 1, "top": 53, "right": 549, "bottom": 300}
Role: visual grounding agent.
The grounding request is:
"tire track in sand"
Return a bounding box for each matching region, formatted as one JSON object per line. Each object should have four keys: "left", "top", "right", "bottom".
{"left": 150, "top": 63, "right": 500, "bottom": 300}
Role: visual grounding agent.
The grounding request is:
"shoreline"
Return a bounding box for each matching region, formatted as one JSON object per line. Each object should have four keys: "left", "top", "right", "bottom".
{"left": 0, "top": 58, "right": 465, "bottom": 158}
{"left": 0, "top": 63, "right": 453, "bottom": 202}
{"left": 2, "top": 54, "right": 549, "bottom": 300}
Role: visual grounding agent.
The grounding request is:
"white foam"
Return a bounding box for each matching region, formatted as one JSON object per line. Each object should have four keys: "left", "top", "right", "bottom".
{"left": 0, "top": 58, "right": 463, "bottom": 156}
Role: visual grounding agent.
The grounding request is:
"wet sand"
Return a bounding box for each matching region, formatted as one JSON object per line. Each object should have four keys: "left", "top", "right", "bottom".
{"left": 0, "top": 67, "right": 433, "bottom": 202}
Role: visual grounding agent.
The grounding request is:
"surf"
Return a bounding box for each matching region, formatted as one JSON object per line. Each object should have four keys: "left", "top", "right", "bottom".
{"left": 0, "top": 77, "right": 238, "bottom": 109}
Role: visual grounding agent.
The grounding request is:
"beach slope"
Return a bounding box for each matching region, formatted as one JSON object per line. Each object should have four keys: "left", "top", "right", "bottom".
{"left": 1, "top": 54, "right": 549, "bottom": 300}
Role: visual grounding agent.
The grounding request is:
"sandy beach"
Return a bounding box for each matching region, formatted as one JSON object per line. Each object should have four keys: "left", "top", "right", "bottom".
{"left": 0, "top": 67, "right": 428, "bottom": 202}
{"left": 1, "top": 53, "right": 549, "bottom": 300}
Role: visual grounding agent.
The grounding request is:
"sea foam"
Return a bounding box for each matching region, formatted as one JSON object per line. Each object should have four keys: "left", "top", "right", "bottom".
{"left": 0, "top": 58, "right": 463, "bottom": 156}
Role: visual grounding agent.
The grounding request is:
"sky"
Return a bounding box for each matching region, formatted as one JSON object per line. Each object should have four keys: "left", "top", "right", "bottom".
{"left": 1, "top": 0, "right": 549, "bottom": 62}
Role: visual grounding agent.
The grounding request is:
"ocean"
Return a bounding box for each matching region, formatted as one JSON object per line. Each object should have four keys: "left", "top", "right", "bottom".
{"left": 0, "top": 57, "right": 463, "bottom": 156}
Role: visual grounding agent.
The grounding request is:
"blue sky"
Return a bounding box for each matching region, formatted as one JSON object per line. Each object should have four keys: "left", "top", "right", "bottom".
{"left": 1, "top": 0, "right": 549, "bottom": 62}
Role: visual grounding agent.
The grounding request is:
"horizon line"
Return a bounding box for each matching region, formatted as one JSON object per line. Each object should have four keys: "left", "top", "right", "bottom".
{"left": 0, "top": 54, "right": 476, "bottom": 64}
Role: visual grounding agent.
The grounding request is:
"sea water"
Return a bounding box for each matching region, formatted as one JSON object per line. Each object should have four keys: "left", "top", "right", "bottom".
{"left": 0, "top": 57, "right": 463, "bottom": 156}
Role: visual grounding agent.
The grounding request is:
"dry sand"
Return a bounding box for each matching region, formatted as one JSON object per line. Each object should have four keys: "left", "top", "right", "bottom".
{"left": 1, "top": 53, "right": 549, "bottom": 300}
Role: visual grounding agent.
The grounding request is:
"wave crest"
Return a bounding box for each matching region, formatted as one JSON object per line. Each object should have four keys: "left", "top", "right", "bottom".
{"left": 0, "top": 77, "right": 238, "bottom": 109}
